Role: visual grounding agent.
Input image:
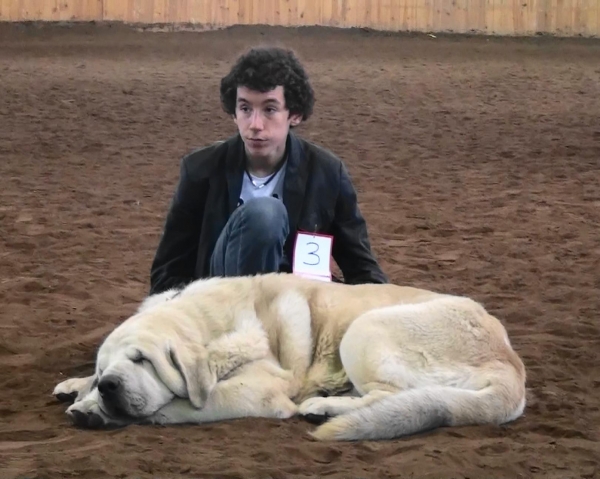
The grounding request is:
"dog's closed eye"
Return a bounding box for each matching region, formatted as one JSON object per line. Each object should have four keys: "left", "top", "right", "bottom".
{"left": 131, "top": 351, "right": 146, "bottom": 364}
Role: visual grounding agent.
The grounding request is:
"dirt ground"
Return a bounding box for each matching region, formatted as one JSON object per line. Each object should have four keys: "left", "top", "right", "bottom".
{"left": 0, "top": 21, "right": 599, "bottom": 479}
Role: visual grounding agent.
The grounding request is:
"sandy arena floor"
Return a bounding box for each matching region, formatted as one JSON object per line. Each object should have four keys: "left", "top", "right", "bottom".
{"left": 0, "top": 22, "right": 599, "bottom": 479}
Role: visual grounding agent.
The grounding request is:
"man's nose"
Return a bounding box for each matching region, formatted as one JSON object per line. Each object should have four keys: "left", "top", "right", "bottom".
{"left": 249, "top": 111, "right": 264, "bottom": 130}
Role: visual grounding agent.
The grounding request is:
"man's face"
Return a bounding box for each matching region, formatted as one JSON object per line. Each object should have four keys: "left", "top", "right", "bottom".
{"left": 234, "top": 85, "right": 302, "bottom": 164}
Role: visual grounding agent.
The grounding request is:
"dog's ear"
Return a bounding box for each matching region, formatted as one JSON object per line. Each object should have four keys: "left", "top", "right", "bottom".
{"left": 168, "top": 342, "right": 216, "bottom": 409}
{"left": 139, "top": 341, "right": 216, "bottom": 409}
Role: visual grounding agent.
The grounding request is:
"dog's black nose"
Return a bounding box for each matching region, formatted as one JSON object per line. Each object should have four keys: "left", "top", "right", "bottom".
{"left": 98, "top": 375, "right": 122, "bottom": 398}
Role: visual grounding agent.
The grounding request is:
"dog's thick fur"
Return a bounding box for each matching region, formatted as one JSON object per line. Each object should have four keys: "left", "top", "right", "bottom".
{"left": 53, "top": 273, "right": 526, "bottom": 441}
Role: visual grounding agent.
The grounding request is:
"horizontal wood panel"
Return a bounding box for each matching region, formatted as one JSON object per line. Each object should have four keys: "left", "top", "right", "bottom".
{"left": 1, "top": 0, "right": 598, "bottom": 37}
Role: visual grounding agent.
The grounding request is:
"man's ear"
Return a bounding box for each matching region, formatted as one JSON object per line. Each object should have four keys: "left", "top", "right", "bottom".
{"left": 289, "top": 113, "right": 302, "bottom": 127}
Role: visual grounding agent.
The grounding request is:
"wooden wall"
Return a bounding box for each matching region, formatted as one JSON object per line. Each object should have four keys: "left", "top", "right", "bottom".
{"left": 1, "top": 0, "right": 599, "bottom": 37}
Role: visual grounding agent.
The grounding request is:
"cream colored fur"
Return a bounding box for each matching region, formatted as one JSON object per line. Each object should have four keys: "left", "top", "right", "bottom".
{"left": 53, "top": 273, "right": 526, "bottom": 441}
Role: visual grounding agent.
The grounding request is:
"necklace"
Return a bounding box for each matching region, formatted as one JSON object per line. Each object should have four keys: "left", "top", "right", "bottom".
{"left": 246, "top": 169, "right": 277, "bottom": 189}
{"left": 245, "top": 155, "right": 287, "bottom": 189}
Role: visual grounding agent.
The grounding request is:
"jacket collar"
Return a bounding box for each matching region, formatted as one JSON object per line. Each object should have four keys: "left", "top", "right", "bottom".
{"left": 282, "top": 131, "right": 309, "bottom": 235}
{"left": 225, "top": 134, "right": 245, "bottom": 215}
{"left": 225, "top": 132, "right": 308, "bottom": 235}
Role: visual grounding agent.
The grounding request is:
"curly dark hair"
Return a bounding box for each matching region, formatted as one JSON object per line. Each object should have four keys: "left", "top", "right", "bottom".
{"left": 220, "top": 46, "right": 315, "bottom": 123}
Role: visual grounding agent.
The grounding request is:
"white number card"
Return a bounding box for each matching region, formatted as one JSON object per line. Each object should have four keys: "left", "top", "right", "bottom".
{"left": 292, "top": 232, "right": 333, "bottom": 282}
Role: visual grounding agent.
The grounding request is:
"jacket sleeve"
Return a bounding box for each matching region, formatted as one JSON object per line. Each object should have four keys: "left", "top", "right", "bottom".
{"left": 149, "top": 156, "right": 207, "bottom": 295}
{"left": 330, "top": 162, "right": 389, "bottom": 285}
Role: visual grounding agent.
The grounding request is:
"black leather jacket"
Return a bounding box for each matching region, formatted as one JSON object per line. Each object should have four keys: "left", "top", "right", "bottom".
{"left": 149, "top": 132, "right": 388, "bottom": 295}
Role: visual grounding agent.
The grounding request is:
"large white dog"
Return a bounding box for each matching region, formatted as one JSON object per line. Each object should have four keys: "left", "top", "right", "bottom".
{"left": 53, "top": 273, "right": 526, "bottom": 441}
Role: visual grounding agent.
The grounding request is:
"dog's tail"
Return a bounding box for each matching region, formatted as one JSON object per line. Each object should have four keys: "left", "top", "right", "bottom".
{"left": 309, "top": 376, "right": 526, "bottom": 441}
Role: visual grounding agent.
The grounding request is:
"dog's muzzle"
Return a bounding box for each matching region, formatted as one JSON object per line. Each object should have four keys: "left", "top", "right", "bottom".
{"left": 97, "top": 374, "right": 131, "bottom": 417}
{"left": 98, "top": 374, "right": 122, "bottom": 401}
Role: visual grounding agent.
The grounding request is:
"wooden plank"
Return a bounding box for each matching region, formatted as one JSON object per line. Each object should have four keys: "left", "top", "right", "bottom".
{"left": 213, "top": 0, "right": 226, "bottom": 25}
{"left": 415, "top": 0, "right": 430, "bottom": 31}
{"left": 237, "top": 0, "right": 249, "bottom": 24}
{"left": 347, "top": 0, "right": 359, "bottom": 27}
{"left": 555, "top": 0, "right": 572, "bottom": 35}
{"left": 576, "top": 0, "right": 598, "bottom": 36}
{"left": 71, "top": 0, "right": 97, "bottom": 21}
{"left": 515, "top": 0, "right": 526, "bottom": 34}
{"left": 453, "top": 0, "right": 469, "bottom": 33}
{"left": 301, "top": 0, "right": 310, "bottom": 25}
{"left": 497, "top": 0, "right": 512, "bottom": 35}
{"left": 406, "top": 0, "right": 417, "bottom": 30}
{"left": 594, "top": 0, "right": 600, "bottom": 36}
{"left": 465, "top": 0, "right": 484, "bottom": 33}
{"left": 320, "top": 0, "right": 332, "bottom": 26}
{"left": 135, "top": 0, "right": 154, "bottom": 23}
{"left": 527, "top": 0, "right": 539, "bottom": 34}
{"left": 20, "top": 0, "right": 41, "bottom": 20}
{"left": 572, "top": 0, "right": 582, "bottom": 34}
{"left": 12, "top": 0, "right": 24, "bottom": 21}
{"left": 495, "top": 0, "right": 512, "bottom": 34}
{"left": 379, "top": 0, "right": 392, "bottom": 30}
{"left": 340, "top": 0, "right": 349, "bottom": 27}
{"left": 253, "top": 0, "right": 263, "bottom": 24}
{"left": 0, "top": 0, "right": 598, "bottom": 36}
{"left": 274, "top": 0, "right": 283, "bottom": 26}
{"left": 228, "top": 0, "right": 240, "bottom": 26}
{"left": 152, "top": 0, "right": 167, "bottom": 23}
{"left": 284, "top": 0, "right": 297, "bottom": 24}
{"left": 483, "top": 0, "right": 496, "bottom": 34}
{"left": 537, "top": 0, "right": 557, "bottom": 33}
{"left": 391, "top": 0, "right": 406, "bottom": 31}
{"left": 103, "top": 0, "right": 127, "bottom": 21}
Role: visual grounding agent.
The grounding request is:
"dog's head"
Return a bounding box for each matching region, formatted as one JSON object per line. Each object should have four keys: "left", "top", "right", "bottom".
{"left": 90, "top": 323, "right": 216, "bottom": 421}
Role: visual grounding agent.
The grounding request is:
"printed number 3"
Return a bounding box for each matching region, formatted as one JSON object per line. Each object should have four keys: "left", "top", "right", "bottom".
{"left": 303, "top": 241, "right": 320, "bottom": 266}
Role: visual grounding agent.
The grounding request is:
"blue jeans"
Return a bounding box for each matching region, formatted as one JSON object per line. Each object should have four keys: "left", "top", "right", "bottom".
{"left": 209, "top": 196, "right": 290, "bottom": 277}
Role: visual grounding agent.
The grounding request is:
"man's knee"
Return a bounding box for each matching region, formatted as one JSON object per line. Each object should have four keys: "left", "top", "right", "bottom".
{"left": 239, "top": 197, "right": 289, "bottom": 243}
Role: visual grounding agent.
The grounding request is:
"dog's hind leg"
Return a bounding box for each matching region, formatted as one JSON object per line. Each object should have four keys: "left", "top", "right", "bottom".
{"left": 300, "top": 298, "right": 527, "bottom": 441}
{"left": 291, "top": 327, "right": 353, "bottom": 403}
{"left": 298, "top": 382, "right": 396, "bottom": 417}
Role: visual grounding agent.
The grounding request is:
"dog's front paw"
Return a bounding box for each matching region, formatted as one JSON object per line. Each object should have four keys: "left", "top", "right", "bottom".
{"left": 67, "top": 405, "right": 107, "bottom": 429}
{"left": 66, "top": 399, "right": 106, "bottom": 429}
{"left": 298, "top": 397, "right": 332, "bottom": 425}
{"left": 298, "top": 397, "right": 334, "bottom": 418}
{"left": 53, "top": 377, "right": 90, "bottom": 404}
{"left": 66, "top": 398, "right": 126, "bottom": 429}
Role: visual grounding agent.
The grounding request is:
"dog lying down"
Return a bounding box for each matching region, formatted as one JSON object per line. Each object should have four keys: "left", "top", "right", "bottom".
{"left": 53, "top": 272, "right": 526, "bottom": 441}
